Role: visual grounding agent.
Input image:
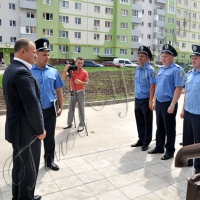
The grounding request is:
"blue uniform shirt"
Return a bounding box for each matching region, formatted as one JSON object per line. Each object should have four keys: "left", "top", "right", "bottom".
{"left": 134, "top": 63, "right": 156, "bottom": 99}
{"left": 31, "top": 64, "right": 64, "bottom": 109}
{"left": 185, "top": 69, "right": 200, "bottom": 115}
{"left": 155, "top": 62, "right": 184, "bottom": 102}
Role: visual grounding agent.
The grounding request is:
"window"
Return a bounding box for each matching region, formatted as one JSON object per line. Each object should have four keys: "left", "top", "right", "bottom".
{"left": 9, "top": 3, "right": 15, "bottom": 10}
{"left": 183, "top": 32, "right": 186, "bottom": 37}
{"left": 27, "top": 12, "right": 35, "bottom": 18}
{"left": 59, "top": 45, "right": 68, "bottom": 52}
{"left": 199, "top": 25, "right": 200, "bottom": 30}
{"left": 121, "top": 22, "right": 128, "bottom": 29}
{"left": 60, "top": 0, "right": 69, "bottom": 8}
{"left": 59, "top": 31, "right": 68, "bottom": 38}
{"left": 10, "top": 37, "right": 16, "bottom": 43}
{"left": 59, "top": 15, "right": 69, "bottom": 23}
{"left": 105, "top": 35, "right": 112, "bottom": 41}
{"left": 132, "top": 36, "right": 139, "bottom": 42}
{"left": 75, "top": 3, "right": 81, "bottom": 10}
{"left": 105, "top": 8, "right": 113, "bottom": 14}
{"left": 120, "top": 49, "right": 127, "bottom": 55}
{"left": 43, "top": 0, "right": 53, "bottom": 5}
{"left": 169, "top": 6, "right": 174, "bottom": 13}
{"left": 158, "top": 15, "right": 165, "bottom": 21}
{"left": 131, "top": 49, "right": 134, "bottom": 55}
{"left": 94, "top": 34, "right": 100, "bottom": 40}
{"left": 121, "top": 9, "right": 128, "bottom": 16}
{"left": 75, "top": 32, "right": 81, "bottom": 39}
{"left": 75, "top": 17, "right": 81, "bottom": 25}
{"left": 49, "top": 45, "right": 53, "bottom": 52}
{"left": 192, "top": 34, "right": 196, "bottom": 39}
{"left": 141, "top": 22, "right": 144, "bottom": 26}
{"left": 148, "top": 11, "right": 152, "bottom": 15}
{"left": 147, "top": 34, "right": 151, "bottom": 39}
{"left": 93, "top": 48, "right": 99, "bottom": 54}
{"left": 43, "top": 29, "right": 53, "bottom": 36}
{"left": 176, "top": 42, "right": 179, "bottom": 47}
{"left": 94, "top": 20, "right": 100, "bottom": 27}
{"left": 0, "top": 19, "right": 1, "bottom": 26}
{"left": 184, "top": 11, "right": 187, "bottom": 17}
{"left": 182, "top": 43, "right": 186, "bottom": 48}
{"left": 132, "top": 23, "right": 135, "bottom": 29}
{"left": 10, "top": 20, "right": 16, "bottom": 27}
{"left": 0, "top": 36, "right": 2, "bottom": 42}
{"left": 176, "top": 31, "right": 180, "bottom": 37}
{"left": 182, "top": 54, "right": 185, "bottom": 58}
{"left": 26, "top": 26, "right": 37, "bottom": 34}
{"left": 133, "top": 0, "right": 135, "bottom": 3}
{"left": 104, "top": 48, "right": 112, "bottom": 55}
{"left": 168, "top": 18, "right": 174, "bottom": 24}
{"left": 194, "top": 2, "right": 197, "bottom": 8}
{"left": 168, "top": 29, "right": 173, "bottom": 35}
{"left": 177, "top": 0, "right": 181, "bottom": 3}
{"left": 158, "top": 27, "right": 164, "bottom": 33}
{"left": 94, "top": 6, "right": 100, "bottom": 13}
{"left": 148, "top": 23, "right": 151, "bottom": 27}
{"left": 105, "top": 21, "right": 113, "bottom": 28}
{"left": 183, "top": 21, "right": 187, "bottom": 27}
{"left": 75, "top": 46, "right": 81, "bottom": 53}
{"left": 132, "top": 10, "right": 139, "bottom": 17}
{"left": 177, "top": 20, "right": 180, "bottom": 25}
{"left": 184, "top": 0, "right": 188, "bottom": 5}
{"left": 198, "top": 35, "right": 200, "bottom": 40}
{"left": 192, "top": 23, "right": 196, "bottom": 28}
{"left": 149, "top": 0, "right": 152, "bottom": 3}
{"left": 120, "top": 36, "right": 127, "bottom": 42}
{"left": 158, "top": 39, "right": 164, "bottom": 44}
{"left": 120, "top": 0, "right": 129, "bottom": 3}
{"left": 177, "top": 9, "right": 181, "bottom": 15}
{"left": 193, "top": 13, "right": 196, "bottom": 19}
{"left": 142, "top": 10, "right": 144, "bottom": 14}
{"left": 43, "top": 13, "right": 53, "bottom": 20}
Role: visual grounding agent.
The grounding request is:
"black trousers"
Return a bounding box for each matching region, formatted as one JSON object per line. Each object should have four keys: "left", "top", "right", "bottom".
{"left": 183, "top": 110, "right": 200, "bottom": 169}
{"left": 155, "top": 100, "right": 178, "bottom": 155}
{"left": 135, "top": 98, "right": 153, "bottom": 146}
{"left": 12, "top": 139, "right": 41, "bottom": 200}
{"left": 43, "top": 106, "right": 56, "bottom": 165}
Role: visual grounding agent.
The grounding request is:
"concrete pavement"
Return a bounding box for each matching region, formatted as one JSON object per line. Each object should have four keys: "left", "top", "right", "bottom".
{"left": 0, "top": 94, "right": 191, "bottom": 200}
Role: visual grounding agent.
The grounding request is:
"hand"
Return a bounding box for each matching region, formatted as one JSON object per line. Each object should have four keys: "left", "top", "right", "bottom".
{"left": 38, "top": 131, "right": 46, "bottom": 140}
{"left": 152, "top": 101, "right": 156, "bottom": 110}
{"left": 74, "top": 79, "right": 81, "bottom": 84}
{"left": 57, "top": 108, "right": 62, "bottom": 117}
{"left": 149, "top": 100, "right": 153, "bottom": 111}
{"left": 180, "top": 110, "right": 184, "bottom": 119}
{"left": 167, "top": 106, "right": 174, "bottom": 114}
{"left": 64, "top": 64, "right": 70, "bottom": 75}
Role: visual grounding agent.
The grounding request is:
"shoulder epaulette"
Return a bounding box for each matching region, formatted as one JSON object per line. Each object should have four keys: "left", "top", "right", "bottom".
{"left": 47, "top": 64, "right": 55, "bottom": 68}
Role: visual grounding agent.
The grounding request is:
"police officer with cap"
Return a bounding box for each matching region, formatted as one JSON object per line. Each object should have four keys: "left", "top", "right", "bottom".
{"left": 131, "top": 45, "right": 156, "bottom": 151}
{"left": 31, "top": 38, "right": 64, "bottom": 171}
{"left": 148, "top": 44, "right": 184, "bottom": 160}
{"left": 180, "top": 44, "right": 200, "bottom": 173}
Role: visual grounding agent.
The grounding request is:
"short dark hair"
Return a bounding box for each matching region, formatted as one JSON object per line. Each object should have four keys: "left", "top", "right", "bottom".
{"left": 14, "top": 38, "right": 32, "bottom": 53}
{"left": 76, "top": 57, "right": 84, "bottom": 61}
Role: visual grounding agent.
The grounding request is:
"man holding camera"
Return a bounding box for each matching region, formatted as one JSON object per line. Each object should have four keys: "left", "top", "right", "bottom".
{"left": 63, "top": 57, "right": 88, "bottom": 132}
{"left": 31, "top": 38, "right": 64, "bottom": 171}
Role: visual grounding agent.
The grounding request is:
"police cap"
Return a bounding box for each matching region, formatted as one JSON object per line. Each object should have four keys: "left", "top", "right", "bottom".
{"left": 35, "top": 38, "right": 50, "bottom": 52}
{"left": 190, "top": 45, "right": 200, "bottom": 57}
{"left": 138, "top": 45, "right": 152, "bottom": 60}
{"left": 162, "top": 44, "right": 177, "bottom": 57}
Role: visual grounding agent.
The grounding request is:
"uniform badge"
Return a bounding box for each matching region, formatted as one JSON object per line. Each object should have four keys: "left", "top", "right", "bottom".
{"left": 178, "top": 71, "right": 183, "bottom": 77}
{"left": 140, "top": 46, "right": 144, "bottom": 51}
{"left": 151, "top": 73, "right": 155, "bottom": 78}
{"left": 43, "top": 42, "right": 47, "bottom": 48}
{"left": 165, "top": 44, "right": 169, "bottom": 49}
{"left": 193, "top": 45, "right": 197, "bottom": 51}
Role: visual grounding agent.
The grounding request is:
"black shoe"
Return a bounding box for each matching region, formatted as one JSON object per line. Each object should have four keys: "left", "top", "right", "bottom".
{"left": 46, "top": 162, "right": 59, "bottom": 171}
{"left": 34, "top": 196, "right": 41, "bottom": 200}
{"left": 141, "top": 145, "right": 149, "bottom": 151}
{"left": 63, "top": 124, "right": 72, "bottom": 129}
{"left": 131, "top": 141, "right": 143, "bottom": 147}
{"left": 161, "top": 154, "right": 173, "bottom": 160}
{"left": 148, "top": 148, "right": 164, "bottom": 154}
{"left": 180, "top": 142, "right": 183, "bottom": 145}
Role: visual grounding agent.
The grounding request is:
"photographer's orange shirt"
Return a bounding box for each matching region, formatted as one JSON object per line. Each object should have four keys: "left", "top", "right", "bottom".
{"left": 70, "top": 68, "right": 88, "bottom": 91}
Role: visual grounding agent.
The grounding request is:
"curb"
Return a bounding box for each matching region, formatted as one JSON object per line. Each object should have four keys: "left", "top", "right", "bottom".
{"left": 0, "top": 97, "right": 135, "bottom": 116}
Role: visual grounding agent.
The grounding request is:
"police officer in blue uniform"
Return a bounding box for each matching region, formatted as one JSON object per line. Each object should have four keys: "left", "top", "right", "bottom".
{"left": 31, "top": 38, "right": 64, "bottom": 170}
{"left": 180, "top": 45, "right": 200, "bottom": 173}
{"left": 131, "top": 45, "right": 156, "bottom": 151}
{"left": 148, "top": 44, "right": 184, "bottom": 160}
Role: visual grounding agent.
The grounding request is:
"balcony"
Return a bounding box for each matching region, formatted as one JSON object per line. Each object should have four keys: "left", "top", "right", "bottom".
{"left": 132, "top": 16, "right": 142, "bottom": 24}
{"left": 20, "top": 34, "right": 37, "bottom": 41}
{"left": 20, "top": 17, "right": 37, "bottom": 26}
{"left": 154, "top": 8, "right": 165, "bottom": 16}
{"left": 132, "top": 29, "right": 141, "bottom": 37}
{"left": 131, "top": 42, "right": 141, "bottom": 49}
{"left": 132, "top": 4, "right": 142, "bottom": 11}
{"left": 19, "top": 0, "right": 36, "bottom": 9}
{"left": 155, "top": 0, "right": 165, "bottom": 4}
{"left": 154, "top": 20, "right": 165, "bottom": 27}
{"left": 153, "top": 32, "right": 164, "bottom": 39}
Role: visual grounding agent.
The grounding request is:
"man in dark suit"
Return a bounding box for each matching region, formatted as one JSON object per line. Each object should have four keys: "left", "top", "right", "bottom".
{"left": 3, "top": 38, "right": 46, "bottom": 200}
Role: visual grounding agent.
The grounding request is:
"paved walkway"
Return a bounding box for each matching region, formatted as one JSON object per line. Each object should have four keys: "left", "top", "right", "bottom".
{"left": 0, "top": 94, "right": 191, "bottom": 200}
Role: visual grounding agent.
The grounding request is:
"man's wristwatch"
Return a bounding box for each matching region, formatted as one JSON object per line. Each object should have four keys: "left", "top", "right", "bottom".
{"left": 170, "top": 103, "right": 175, "bottom": 107}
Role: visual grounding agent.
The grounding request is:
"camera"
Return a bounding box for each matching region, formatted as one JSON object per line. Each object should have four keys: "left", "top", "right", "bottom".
{"left": 64, "top": 59, "right": 77, "bottom": 73}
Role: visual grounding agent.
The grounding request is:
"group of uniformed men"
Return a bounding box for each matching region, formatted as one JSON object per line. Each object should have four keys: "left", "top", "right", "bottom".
{"left": 131, "top": 43, "right": 200, "bottom": 174}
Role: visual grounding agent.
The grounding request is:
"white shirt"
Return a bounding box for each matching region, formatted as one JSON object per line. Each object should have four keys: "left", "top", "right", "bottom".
{"left": 14, "top": 57, "right": 32, "bottom": 70}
